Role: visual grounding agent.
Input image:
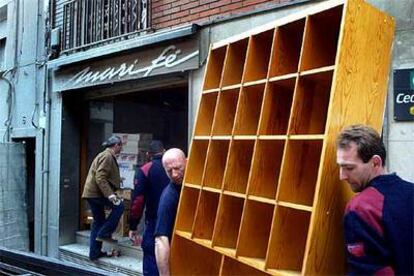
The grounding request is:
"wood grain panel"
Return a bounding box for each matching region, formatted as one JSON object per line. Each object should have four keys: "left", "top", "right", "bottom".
{"left": 175, "top": 187, "right": 200, "bottom": 233}
{"left": 247, "top": 140, "right": 285, "bottom": 199}
{"left": 236, "top": 200, "right": 274, "bottom": 260}
{"left": 222, "top": 39, "right": 249, "bottom": 86}
{"left": 234, "top": 84, "right": 265, "bottom": 135}
{"left": 302, "top": 0, "right": 395, "bottom": 274}
{"left": 212, "top": 89, "right": 239, "bottom": 135}
{"left": 203, "top": 140, "right": 230, "bottom": 189}
{"left": 212, "top": 195, "right": 244, "bottom": 249}
{"left": 222, "top": 140, "right": 255, "bottom": 194}
{"left": 170, "top": 235, "right": 222, "bottom": 275}
{"left": 192, "top": 191, "right": 220, "bottom": 240}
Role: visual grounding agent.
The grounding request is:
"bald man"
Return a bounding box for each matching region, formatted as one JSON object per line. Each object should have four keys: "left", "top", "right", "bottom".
{"left": 154, "top": 148, "right": 186, "bottom": 276}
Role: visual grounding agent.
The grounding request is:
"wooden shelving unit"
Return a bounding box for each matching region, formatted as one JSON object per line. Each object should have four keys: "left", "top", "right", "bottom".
{"left": 172, "top": 0, "right": 395, "bottom": 274}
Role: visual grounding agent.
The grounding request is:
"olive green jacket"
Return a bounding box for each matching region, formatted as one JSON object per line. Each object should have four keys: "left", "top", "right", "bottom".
{"left": 82, "top": 148, "right": 121, "bottom": 198}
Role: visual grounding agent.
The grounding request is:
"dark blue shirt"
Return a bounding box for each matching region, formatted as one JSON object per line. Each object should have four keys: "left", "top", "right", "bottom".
{"left": 154, "top": 182, "right": 182, "bottom": 241}
{"left": 344, "top": 174, "right": 414, "bottom": 275}
{"left": 129, "top": 154, "right": 170, "bottom": 230}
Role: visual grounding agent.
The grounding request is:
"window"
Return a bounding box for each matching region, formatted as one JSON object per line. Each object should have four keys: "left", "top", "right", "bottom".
{"left": 0, "top": 38, "right": 6, "bottom": 69}
{"left": 0, "top": 5, "right": 7, "bottom": 22}
{"left": 62, "top": 0, "right": 151, "bottom": 52}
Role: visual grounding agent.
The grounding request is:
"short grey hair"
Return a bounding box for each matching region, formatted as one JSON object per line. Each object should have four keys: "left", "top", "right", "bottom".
{"left": 102, "top": 135, "right": 122, "bottom": 148}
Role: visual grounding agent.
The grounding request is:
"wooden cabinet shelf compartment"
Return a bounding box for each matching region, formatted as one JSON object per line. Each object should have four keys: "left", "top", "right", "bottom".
{"left": 173, "top": 0, "right": 395, "bottom": 274}
{"left": 171, "top": 235, "right": 222, "bottom": 275}
{"left": 222, "top": 38, "right": 249, "bottom": 86}
{"left": 212, "top": 195, "right": 244, "bottom": 252}
{"left": 269, "top": 19, "right": 305, "bottom": 77}
{"left": 266, "top": 206, "right": 311, "bottom": 272}
{"left": 243, "top": 30, "right": 274, "bottom": 82}
{"left": 222, "top": 256, "right": 269, "bottom": 276}
{"left": 203, "top": 46, "right": 227, "bottom": 90}
{"left": 247, "top": 139, "right": 285, "bottom": 199}
{"left": 236, "top": 200, "right": 274, "bottom": 268}
{"left": 194, "top": 92, "right": 218, "bottom": 136}
{"left": 299, "top": 5, "right": 343, "bottom": 71}
{"left": 259, "top": 78, "right": 295, "bottom": 135}
{"left": 175, "top": 186, "right": 200, "bottom": 233}
{"left": 233, "top": 84, "right": 265, "bottom": 135}
{"left": 288, "top": 70, "right": 333, "bottom": 135}
{"left": 184, "top": 139, "right": 209, "bottom": 186}
{"left": 277, "top": 139, "right": 323, "bottom": 206}
{"left": 192, "top": 191, "right": 220, "bottom": 242}
{"left": 223, "top": 140, "right": 255, "bottom": 194}
{"left": 212, "top": 89, "right": 239, "bottom": 135}
{"left": 203, "top": 140, "right": 230, "bottom": 189}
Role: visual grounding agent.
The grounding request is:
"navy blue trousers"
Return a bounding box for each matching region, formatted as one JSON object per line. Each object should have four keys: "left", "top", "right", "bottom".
{"left": 86, "top": 197, "right": 124, "bottom": 260}
{"left": 142, "top": 220, "right": 159, "bottom": 276}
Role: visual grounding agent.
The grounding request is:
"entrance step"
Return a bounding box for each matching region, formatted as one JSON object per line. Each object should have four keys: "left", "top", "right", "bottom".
{"left": 76, "top": 230, "right": 143, "bottom": 259}
{"left": 59, "top": 230, "right": 143, "bottom": 275}
{"left": 59, "top": 243, "right": 142, "bottom": 276}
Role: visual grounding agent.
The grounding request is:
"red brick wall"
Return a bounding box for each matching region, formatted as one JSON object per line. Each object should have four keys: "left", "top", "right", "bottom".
{"left": 151, "top": 0, "right": 292, "bottom": 29}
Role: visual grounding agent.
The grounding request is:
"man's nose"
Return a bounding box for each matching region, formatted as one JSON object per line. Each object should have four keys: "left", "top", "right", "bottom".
{"left": 339, "top": 168, "right": 347, "bottom": 181}
{"left": 172, "top": 170, "right": 179, "bottom": 178}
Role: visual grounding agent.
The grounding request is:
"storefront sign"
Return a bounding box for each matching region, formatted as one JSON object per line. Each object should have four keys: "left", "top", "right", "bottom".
{"left": 393, "top": 69, "right": 414, "bottom": 121}
{"left": 53, "top": 39, "right": 199, "bottom": 91}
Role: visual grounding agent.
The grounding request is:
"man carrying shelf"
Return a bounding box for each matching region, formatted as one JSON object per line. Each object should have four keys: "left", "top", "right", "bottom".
{"left": 154, "top": 148, "right": 187, "bottom": 276}
{"left": 336, "top": 124, "right": 414, "bottom": 275}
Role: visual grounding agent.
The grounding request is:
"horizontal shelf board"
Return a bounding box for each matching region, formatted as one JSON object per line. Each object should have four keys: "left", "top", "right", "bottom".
{"left": 257, "top": 135, "right": 287, "bottom": 140}
{"left": 247, "top": 195, "right": 276, "bottom": 205}
{"left": 213, "top": 246, "right": 236, "bottom": 257}
{"left": 184, "top": 183, "right": 201, "bottom": 189}
{"left": 223, "top": 190, "right": 246, "bottom": 199}
{"left": 193, "top": 135, "right": 211, "bottom": 140}
{"left": 266, "top": 268, "right": 301, "bottom": 276}
{"left": 299, "top": 65, "right": 335, "bottom": 77}
{"left": 243, "top": 79, "right": 267, "bottom": 87}
{"left": 192, "top": 237, "right": 213, "bottom": 248}
{"left": 175, "top": 230, "right": 192, "bottom": 240}
{"left": 237, "top": 256, "right": 266, "bottom": 271}
{"left": 268, "top": 73, "right": 298, "bottom": 83}
{"left": 233, "top": 135, "right": 257, "bottom": 140}
{"left": 222, "top": 84, "right": 242, "bottom": 91}
{"left": 203, "top": 88, "right": 220, "bottom": 94}
{"left": 277, "top": 201, "right": 313, "bottom": 212}
{"left": 288, "top": 134, "right": 325, "bottom": 140}
{"left": 202, "top": 186, "right": 221, "bottom": 193}
{"left": 211, "top": 135, "right": 232, "bottom": 140}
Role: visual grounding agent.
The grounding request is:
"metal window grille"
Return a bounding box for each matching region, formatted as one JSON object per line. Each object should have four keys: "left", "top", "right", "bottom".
{"left": 62, "top": 0, "right": 151, "bottom": 52}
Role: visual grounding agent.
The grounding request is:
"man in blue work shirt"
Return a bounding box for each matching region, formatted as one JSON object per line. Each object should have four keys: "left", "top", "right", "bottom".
{"left": 336, "top": 124, "right": 414, "bottom": 275}
{"left": 129, "top": 140, "right": 170, "bottom": 276}
{"left": 154, "top": 148, "right": 186, "bottom": 276}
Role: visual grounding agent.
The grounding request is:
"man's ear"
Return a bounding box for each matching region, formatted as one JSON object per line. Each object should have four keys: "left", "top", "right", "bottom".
{"left": 372, "top": 155, "right": 383, "bottom": 167}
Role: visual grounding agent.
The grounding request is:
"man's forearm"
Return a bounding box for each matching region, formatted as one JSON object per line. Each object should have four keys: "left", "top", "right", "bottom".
{"left": 155, "top": 236, "right": 170, "bottom": 276}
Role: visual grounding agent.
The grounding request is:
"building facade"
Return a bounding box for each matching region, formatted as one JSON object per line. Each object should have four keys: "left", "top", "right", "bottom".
{"left": 0, "top": 0, "right": 49, "bottom": 254}
{"left": 0, "top": 0, "right": 413, "bottom": 260}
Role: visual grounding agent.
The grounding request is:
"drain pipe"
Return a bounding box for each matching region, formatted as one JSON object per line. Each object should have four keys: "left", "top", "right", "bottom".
{"left": 40, "top": 0, "right": 52, "bottom": 256}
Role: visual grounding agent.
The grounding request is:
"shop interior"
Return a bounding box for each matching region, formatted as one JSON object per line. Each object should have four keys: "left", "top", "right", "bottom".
{"left": 60, "top": 83, "right": 188, "bottom": 242}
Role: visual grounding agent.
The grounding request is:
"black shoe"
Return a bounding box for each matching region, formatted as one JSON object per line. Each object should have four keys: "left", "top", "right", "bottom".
{"left": 96, "top": 236, "right": 118, "bottom": 243}
{"left": 89, "top": 251, "right": 106, "bottom": 261}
